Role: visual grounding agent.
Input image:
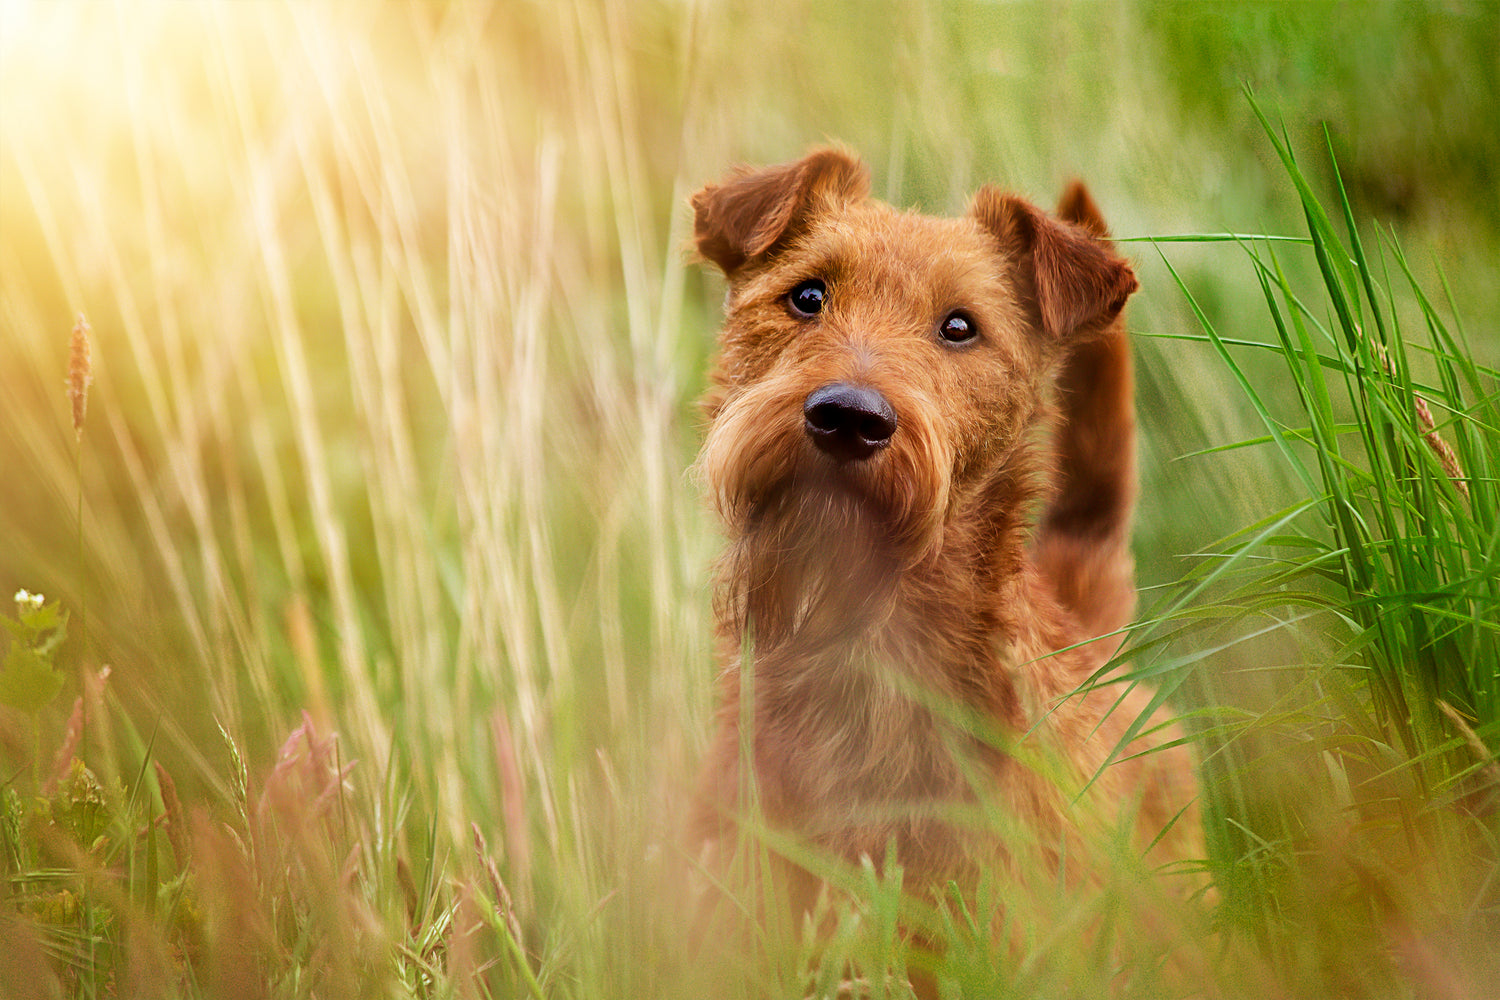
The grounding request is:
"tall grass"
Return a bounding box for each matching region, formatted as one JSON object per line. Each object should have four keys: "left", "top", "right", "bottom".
{"left": 1127, "top": 98, "right": 1500, "bottom": 995}
{"left": 4, "top": 3, "right": 713, "bottom": 995}
{"left": 1, "top": 2, "right": 1497, "bottom": 998}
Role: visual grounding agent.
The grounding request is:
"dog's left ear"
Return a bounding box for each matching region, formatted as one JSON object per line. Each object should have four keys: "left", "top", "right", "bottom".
{"left": 970, "top": 187, "right": 1137, "bottom": 343}
{"left": 692, "top": 147, "right": 871, "bottom": 276}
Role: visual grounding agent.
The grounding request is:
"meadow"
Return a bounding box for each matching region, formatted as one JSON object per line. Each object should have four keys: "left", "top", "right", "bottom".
{"left": 1, "top": 1, "right": 1497, "bottom": 996}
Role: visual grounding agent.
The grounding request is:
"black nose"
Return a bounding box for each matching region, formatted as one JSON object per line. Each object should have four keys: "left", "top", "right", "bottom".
{"left": 803, "top": 383, "right": 898, "bottom": 462}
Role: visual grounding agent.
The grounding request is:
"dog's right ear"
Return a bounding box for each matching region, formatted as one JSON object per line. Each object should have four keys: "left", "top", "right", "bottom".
{"left": 692, "top": 148, "right": 870, "bottom": 276}
{"left": 970, "top": 186, "right": 1137, "bottom": 345}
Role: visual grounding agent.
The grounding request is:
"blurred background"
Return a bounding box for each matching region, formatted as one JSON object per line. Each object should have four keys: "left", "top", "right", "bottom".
{"left": 1, "top": 0, "right": 1497, "bottom": 992}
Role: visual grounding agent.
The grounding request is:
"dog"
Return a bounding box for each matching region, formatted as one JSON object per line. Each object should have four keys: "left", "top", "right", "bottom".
{"left": 687, "top": 147, "right": 1201, "bottom": 974}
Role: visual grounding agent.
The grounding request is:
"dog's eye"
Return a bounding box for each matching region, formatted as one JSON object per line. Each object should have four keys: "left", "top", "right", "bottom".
{"left": 787, "top": 279, "right": 826, "bottom": 318}
{"left": 939, "top": 311, "right": 978, "bottom": 344}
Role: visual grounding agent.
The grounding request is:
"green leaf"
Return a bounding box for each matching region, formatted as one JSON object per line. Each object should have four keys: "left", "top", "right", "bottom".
{"left": 18, "top": 600, "right": 64, "bottom": 634}
{"left": 0, "top": 642, "right": 65, "bottom": 713}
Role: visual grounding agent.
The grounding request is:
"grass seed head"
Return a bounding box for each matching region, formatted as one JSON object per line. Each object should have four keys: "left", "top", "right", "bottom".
{"left": 68, "top": 314, "right": 93, "bottom": 440}
{"left": 1414, "top": 393, "right": 1469, "bottom": 499}
{"left": 1375, "top": 340, "right": 1469, "bottom": 498}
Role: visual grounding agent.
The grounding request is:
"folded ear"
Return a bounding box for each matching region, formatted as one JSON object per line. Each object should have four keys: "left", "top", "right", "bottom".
{"left": 970, "top": 186, "right": 1137, "bottom": 343}
{"left": 692, "top": 147, "right": 871, "bottom": 276}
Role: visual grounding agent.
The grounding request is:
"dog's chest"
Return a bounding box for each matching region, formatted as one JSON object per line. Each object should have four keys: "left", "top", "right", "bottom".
{"left": 755, "top": 639, "right": 986, "bottom": 818}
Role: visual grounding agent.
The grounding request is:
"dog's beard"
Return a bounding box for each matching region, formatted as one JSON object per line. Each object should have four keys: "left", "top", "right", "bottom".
{"left": 728, "top": 480, "right": 897, "bottom": 645}
{"left": 697, "top": 384, "right": 952, "bottom": 647}
{"left": 709, "top": 471, "right": 1010, "bottom": 844}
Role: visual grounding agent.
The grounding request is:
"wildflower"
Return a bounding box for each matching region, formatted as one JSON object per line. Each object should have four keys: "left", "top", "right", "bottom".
{"left": 14, "top": 589, "right": 45, "bottom": 611}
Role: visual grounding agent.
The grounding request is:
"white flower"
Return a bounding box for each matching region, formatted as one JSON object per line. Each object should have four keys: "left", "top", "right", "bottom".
{"left": 14, "top": 589, "right": 44, "bottom": 610}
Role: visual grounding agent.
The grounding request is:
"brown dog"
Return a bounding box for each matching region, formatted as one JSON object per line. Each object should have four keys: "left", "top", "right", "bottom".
{"left": 689, "top": 148, "right": 1200, "bottom": 954}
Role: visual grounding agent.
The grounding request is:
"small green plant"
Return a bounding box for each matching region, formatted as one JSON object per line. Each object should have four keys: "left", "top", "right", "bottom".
{"left": 1, "top": 590, "right": 69, "bottom": 719}
{"left": 0, "top": 589, "right": 122, "bottom": 996}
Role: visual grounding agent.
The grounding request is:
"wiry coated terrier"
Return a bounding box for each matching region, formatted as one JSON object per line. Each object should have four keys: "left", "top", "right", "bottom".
{"left": 688, "top": 148, "right": 1201, "bottom": 942}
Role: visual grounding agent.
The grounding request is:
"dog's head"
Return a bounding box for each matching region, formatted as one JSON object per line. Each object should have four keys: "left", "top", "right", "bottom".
{"left": 691, "top": 148, "right": 1135, "bottom": 614}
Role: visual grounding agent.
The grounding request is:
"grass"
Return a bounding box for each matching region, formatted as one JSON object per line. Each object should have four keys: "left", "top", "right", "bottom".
{"left": 1124, "top": 94, "right": 1500, "bottom": 995}
{"left": 1, "top": 2, "right": 1497, "bottom": 997}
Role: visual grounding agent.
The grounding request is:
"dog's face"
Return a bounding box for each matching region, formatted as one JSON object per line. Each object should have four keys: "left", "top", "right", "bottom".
{"left": 692, "top": 149, "right": 1136, "bottom": 614}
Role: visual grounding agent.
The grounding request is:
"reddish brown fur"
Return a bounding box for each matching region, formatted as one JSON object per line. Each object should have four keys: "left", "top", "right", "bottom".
{"left": 689, "top": 149, "right": 1200, "bottom": 935}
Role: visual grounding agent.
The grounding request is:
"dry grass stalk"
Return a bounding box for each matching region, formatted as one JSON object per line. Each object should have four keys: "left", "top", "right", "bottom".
{"left": 43, "top": 693, "right": 87, "bottom": 798}
{"left": 488, "top": 708, "right": 531, "bottom": 903}
{"left": 1437, "top": 700, "right": 1500, "bottom": 795}
{"left": 67, "top": 313, "right": 92, "bottom": 440}
{"left": 154, "top": 760, "right": 190, "bottom": 872}
{"left": 1374, "top": 341, "right": 1469, "bottom": 498}
{"left": 42, "top": 665, "right": 111, "bottom": 796}
{"left": 471, "top": 822, "right": 525, "bottom": 952}
{"left": 1412, "top": 393, "right": 1469, "bottom": 499}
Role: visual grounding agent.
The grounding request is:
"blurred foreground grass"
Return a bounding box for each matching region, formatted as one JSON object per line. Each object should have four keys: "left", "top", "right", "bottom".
{"left": 1, "top": 1, "right": 1496, "bottom": 996}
